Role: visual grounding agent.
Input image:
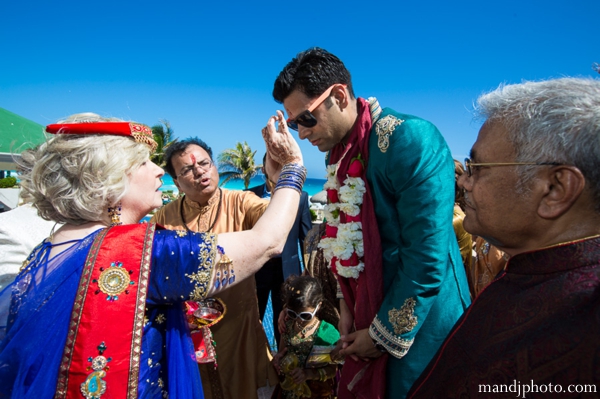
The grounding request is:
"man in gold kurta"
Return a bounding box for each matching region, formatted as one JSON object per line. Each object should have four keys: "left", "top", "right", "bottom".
{"left": 152, "top": 138, "right": 278, "bottom": 399}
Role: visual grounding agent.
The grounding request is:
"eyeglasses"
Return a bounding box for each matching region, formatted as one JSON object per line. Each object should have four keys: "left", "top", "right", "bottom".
{"left": 286, "top": 84, "right": 346, "bottom": 131}
{"left": 464, "top": 157, "right": 561, "bottom": 177}
{"left": 177, "top": 159, "right": 214, "bottom": 178}
{"left": 286, "top": 303, "right": 320, "bottom": 321}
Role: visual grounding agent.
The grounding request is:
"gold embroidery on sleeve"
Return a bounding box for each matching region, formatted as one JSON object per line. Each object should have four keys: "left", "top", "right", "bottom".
{"left": 375, "top": 115, "right": 404, "bottom": 153}
{"left": 369, "top": 317, "right": 414, "bottom": 359}
{"left": 388, "top": 297, "right": 418, "bottom": 335}
{"left": 185, "top": 234, "right": 217, "bottom": 301}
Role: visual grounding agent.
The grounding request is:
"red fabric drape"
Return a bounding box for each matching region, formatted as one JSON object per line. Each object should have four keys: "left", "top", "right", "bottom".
{"left": 56, "top": 224, "right": 153, "bottom": 399}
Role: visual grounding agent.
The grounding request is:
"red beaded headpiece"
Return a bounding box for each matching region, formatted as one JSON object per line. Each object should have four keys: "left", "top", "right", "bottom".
{"left": 45, "top": 122, "right": 158, "bottom": 152}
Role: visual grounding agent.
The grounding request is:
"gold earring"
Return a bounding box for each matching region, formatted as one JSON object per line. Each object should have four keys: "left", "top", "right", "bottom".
{"left": 108, "top": 203, "right": 122, "bottom": 226}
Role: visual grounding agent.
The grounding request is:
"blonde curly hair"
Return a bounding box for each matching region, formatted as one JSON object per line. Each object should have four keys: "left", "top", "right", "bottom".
{"left": 18, "top": 113, "right": 151, "bottom": 225}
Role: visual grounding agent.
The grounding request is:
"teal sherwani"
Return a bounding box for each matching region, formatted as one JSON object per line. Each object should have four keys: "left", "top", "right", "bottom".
{"left": 365, "top": 101, "right": 471, "bottom": 397}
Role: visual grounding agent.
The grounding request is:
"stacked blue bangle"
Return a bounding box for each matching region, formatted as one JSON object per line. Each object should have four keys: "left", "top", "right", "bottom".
{"left": 274, "top": 163, "right": 307, "bottom": 194}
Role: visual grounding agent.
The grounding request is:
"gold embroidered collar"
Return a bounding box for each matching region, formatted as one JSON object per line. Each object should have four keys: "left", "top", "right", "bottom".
{"left": 181, "top": 189, "right": 222, "bottom": 232}
{"left": 184, "top": 189, "right": 221, "bottom": 212}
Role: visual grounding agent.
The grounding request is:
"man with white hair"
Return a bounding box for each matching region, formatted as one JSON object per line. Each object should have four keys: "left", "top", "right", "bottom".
{"left": 409, "top": 77, "right": 600, "bottom": 397}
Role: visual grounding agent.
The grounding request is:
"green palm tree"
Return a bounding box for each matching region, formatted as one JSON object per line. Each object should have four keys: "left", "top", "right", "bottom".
{"left": 151, "top": 119, "right": 176, "bottom": 167}
{"left": 217, "top": 141, "right": 261, "bottom": 189}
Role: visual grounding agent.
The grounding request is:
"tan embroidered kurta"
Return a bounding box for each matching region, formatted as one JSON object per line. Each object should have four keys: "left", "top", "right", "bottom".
{"left": 152, "top": 189, "right": 277, "bottom": 399}
{"left": 452, "top": 205, "right": 473, "bottom": 272}
{"left": 468, "top": 236, "right": 508, "bottom": 298}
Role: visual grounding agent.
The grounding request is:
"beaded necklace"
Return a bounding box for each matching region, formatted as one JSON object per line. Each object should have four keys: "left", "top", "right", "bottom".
{"left": 288, "top": 319, "right": 321, "bottom": 347}
{"left": 298, "top": 318, "right": 319, "bottom": 338}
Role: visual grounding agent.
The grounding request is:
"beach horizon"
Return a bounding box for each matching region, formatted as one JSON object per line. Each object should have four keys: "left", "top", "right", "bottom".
{"left": 160, "top": 174, "right": 326, "bottom": 197}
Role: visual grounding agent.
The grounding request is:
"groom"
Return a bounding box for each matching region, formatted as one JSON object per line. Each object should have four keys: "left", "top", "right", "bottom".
{"left": 270, "top": 48, "right": 470, "bottom": 398}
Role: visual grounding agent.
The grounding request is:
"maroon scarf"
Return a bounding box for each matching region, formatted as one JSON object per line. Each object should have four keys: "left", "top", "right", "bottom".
{"left": 328, "top": 98, "right": 387, "bottom": 398}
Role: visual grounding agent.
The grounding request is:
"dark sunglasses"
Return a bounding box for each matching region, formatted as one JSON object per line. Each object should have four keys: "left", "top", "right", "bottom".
{"left": 286, "top": 303, "right": 321, "bottom": 321}
{"left": 286, "top": 84, "right": 345, "bottom": 131}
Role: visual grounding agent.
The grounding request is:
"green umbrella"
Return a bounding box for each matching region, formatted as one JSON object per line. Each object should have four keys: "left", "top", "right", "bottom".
{"left": 0, "top": 107, "right": 46, "bottom": 171}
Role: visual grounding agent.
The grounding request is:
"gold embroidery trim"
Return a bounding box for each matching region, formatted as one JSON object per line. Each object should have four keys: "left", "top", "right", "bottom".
{"left": 375, "top": 115, "right": 404, "bottom": 153}
{"left": 97, "top": 265, "right": 130, "bottom": 298}
{"left": 155, "top": 314, "right": 166, "bottom": 324}
{"left": 184, "top": 191, "right": 220, "bottom": 232}
{"left": 185, "top": 233, "right": 218, "bottom": 301}
{"left": 129, "top": 122, "right": 158, "bottom": 152}
{"left": 55, "top": 228, "right": 109, "bottom": 398}
{"left": 369, "top": 317, "right": 414, "bottom": 359}
{"left": 389, "top": 297, "right": 418, "bottom": 335}
{"left": 128, "top": 222, "right": 155, "bottom": 399}
{"left": 367, "top": 97, "right": 382, "bottom": 123}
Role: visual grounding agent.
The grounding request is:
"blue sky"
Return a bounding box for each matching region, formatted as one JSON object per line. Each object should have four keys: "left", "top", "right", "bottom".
{"left": 1, "top": 0, "right": 598, "bottom": 178}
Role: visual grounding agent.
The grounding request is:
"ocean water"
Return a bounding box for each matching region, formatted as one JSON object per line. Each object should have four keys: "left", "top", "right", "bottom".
{"left": 160, "top": 174, "right": 326, "bottom": 197}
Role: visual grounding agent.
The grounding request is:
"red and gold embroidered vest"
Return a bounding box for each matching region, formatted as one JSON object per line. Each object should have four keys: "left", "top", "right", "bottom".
{"left": 55, "top": 223, "right": 155, "bottom": 399}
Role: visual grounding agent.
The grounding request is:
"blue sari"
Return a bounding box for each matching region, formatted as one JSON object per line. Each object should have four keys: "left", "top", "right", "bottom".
{"left": 0, "top": 224, "right": 215, "bottom": 399}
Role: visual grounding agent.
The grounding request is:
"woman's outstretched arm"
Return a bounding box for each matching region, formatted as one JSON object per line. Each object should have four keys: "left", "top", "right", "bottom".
{"left": 211, "top": 110, "right": 306, "bottom": 295}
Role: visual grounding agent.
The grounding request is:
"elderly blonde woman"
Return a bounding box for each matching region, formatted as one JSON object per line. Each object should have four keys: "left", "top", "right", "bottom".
{"left": 0, "top": 113, "right": 305, "bottom": 399}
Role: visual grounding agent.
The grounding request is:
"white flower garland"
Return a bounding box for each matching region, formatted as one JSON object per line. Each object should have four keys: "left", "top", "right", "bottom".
{"left": 318, "top": 162, "right": 366, "bottom": 279}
